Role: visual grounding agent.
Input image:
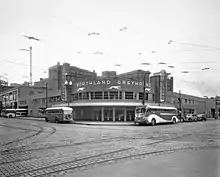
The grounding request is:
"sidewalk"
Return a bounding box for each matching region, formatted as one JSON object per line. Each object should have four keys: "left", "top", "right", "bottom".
{"left": 74, "top": 121, "right": 135, "bottom": 126}
{"left": 2, "top": 116, "right": 135, "bottom": 126}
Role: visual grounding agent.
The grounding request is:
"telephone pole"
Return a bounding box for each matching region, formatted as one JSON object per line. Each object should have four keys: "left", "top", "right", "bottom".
{"left": 178, "top": 90, "right": 182, "bottom": 120}
{"left": 142, "top": 74, "right": 146, "bottom": 106}
{"left": 29, "top": 46, "right": 32, "bottom": 86}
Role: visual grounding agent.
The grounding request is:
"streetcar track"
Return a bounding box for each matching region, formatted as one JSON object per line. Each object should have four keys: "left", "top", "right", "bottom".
{"left": 0, "top": 124, "right": 56, "bottom": 148}
{"left": 0, "top": 121, "right": 219, "bottom": 177}
{"left": 0, "top": 124, "right": 40, "bottom": 132}
{"left": 0, "top": 132, "right": 185, "bottom": 155}
{"left": 0, "top": 131, "right": 198, "bottom": 165}
{"left": 1, "top": 125, "right": 44, "bottom": 146}
{"left": 6, "top": 144, "right": 220, "bottom": 177}
{"left": 0, "top": 125, "right": 212, "bottom": 155}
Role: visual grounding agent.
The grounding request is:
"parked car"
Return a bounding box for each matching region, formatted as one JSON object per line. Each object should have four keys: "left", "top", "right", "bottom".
{"left": 197, "top": 114, "right": 207, "bottom": 121}
{"left": 184, "top": 113, "right": 198, "bottom": 122}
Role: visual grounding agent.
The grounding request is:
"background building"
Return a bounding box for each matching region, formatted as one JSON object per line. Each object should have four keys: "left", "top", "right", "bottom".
{"left": 1, "top": 62, "right": 216, "bottom": 120}
{"left": 166, "top": 91, "right": 215, "bottom": 117}
{"left": 150, "top": 70, "right": 173, "bottom": 103}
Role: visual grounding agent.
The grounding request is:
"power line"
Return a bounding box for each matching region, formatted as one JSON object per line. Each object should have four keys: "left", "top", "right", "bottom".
{"left": 168, "top": 40, "right": 220, "bottom": 50}
{"left": 4, "top": 60, "right": 47, "bottom": 71}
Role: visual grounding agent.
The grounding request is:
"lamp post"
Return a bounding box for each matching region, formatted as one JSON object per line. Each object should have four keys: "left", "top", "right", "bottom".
{"left": 65, "top": 76, "right": 72, "bottom": 107}
{"left": 21, "top": 34, "right": 41, "bottom": 86}
{"left": 45, "top": 83, "right": 48, "bottom": 109}
{"left": 20, "top": 47, "right": 32, "bottom": 86}
{"left": 178, "top": 90, "right": 182, "bottom": 120}
{"left": 142, "top": 74, "right": 146, "bottom": 106}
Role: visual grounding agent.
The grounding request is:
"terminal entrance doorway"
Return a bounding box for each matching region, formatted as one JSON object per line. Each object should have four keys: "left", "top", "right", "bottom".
{"left": 93, "top": 107, "right": 102, "bottom": 121}
{"left": 104, "top": 107, "right": 113, "bottom": 121}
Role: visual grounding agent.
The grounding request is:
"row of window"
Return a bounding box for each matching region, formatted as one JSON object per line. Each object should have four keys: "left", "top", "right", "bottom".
{"left": 71, "top": 92, "right": 149, "bottom": 101}
{"left": 171, "top": 98, "right": 195, "bottom": 104}
{"left": 33, "top": 96, "right": 62, "bottom": 104}
{"left": 19, "top": 100, "right": 27, "bottom": 105}
{"left": 148, "top": 108, "right": 177, "bottom": 113}
{"left": 0, "top": 91, "right": 18, "bottom": 102}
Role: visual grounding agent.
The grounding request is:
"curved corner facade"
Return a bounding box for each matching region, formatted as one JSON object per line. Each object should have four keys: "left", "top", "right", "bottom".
{"left": 53, "top": 77, "right": 174, "bottom": 121}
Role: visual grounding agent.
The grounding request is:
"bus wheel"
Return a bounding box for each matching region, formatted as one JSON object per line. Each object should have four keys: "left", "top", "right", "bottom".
{"left": 172, "top": 118, "right": 176, "bottom": 124}
{"left": 151, "top": 118, "right": 156, "bottom": 126}
{"left": 55, "top": 118, "right": 59, "bottom": 123}
{"left": 9, "top": 115, "right": 12, "bottom": 118}
{"left": 45, "top": 118, "right": 48, "bottom": 122}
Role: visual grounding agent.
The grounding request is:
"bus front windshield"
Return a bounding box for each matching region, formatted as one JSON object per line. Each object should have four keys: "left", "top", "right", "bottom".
{"left": 64, "top": 110, "right": 73, "bottom": 115}
{"left": 136, "top": 107, "right": 146, "bottom": 113}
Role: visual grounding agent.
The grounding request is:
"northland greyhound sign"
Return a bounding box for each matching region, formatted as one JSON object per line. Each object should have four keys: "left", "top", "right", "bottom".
{"left": 76, "top": 80, "right": 150, "bottom": 88}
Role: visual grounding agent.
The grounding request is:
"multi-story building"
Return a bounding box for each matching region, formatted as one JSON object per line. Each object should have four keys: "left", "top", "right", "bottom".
{"left": 0, "top": 86, "right": 46, "bottom": 112}
{"left": 150, "top": 70, "right": 173, "bottom": 103}
{"left": 101, "top": 71, "right": 117, "bottom": 78}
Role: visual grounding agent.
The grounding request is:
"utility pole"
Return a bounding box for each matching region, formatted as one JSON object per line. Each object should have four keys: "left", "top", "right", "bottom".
{"left": 142, "top": 74, "right": 146, "bottom": 106}
{"left": 178, "top": 90, "right": 182, "bottom": 120}
{"left": 45, "top": 83, "right": 48, "bottom": 109}
{"left": 22, "top": 34, "right": 41, "bottom": 86}
{"left": 29, "top": 46, "right": 32, "bottom": 86}
{"left": 215, "top": 95, "right": 218, "bottom": 119}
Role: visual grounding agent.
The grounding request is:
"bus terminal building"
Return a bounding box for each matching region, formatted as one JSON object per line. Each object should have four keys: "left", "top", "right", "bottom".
{"left": 0, "top": 62, "right": 218, "bottom": 120}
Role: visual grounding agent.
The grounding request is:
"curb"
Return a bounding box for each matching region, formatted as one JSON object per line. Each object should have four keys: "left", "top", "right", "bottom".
{"left": 74, "top": 122, "right": 135, "bottom": 126}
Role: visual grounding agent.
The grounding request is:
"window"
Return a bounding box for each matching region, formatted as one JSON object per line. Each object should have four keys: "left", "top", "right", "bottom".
{"left": 73, "top": 93, "right": 78, "bottom": 101}
{"left": 188, "top": 99, "right": 191, "bottom": 104}
{"left": 110, "top": 91, "right": 118, "bottom": 99}
{"left": 95, "top": 92, "right": 103, "bottom": 99}
{"left": 9, "top": 93, "right": 13, "bottom": 101}
{"left": 166, "top": 109, "right": 177, "bottom": 113}
{"left": 78, "top": 93, "right": 82, "bottom": 100}
{"left": 29, "top": 91, "right": 34, "bottom": 95}
{"left": 138, "top": 93, "right": 148, "bottom": 100}
{"left": 185, "top": 99, "right": 187, "bottom": 103}
{"left": 49, "top": 97, "right": 54, "bottom": 102}
{"left": 125, "top": 92, "right": 133, "bottom": 100}
{"left": 42, "top": 98, "right": 46, "bottom": 104}
{"left": 139, "top": 92, "right": 143, "bottom": 100}
{"left": 90, "top": 92, "right": 94, "bottom": 100}
{"left": 82, "top": 92, "right": 89, "bottom": 100}
{"left": 104, "top": 92, "right": 109, "bottom": 99}
{"left": 119, "top": 91, "right": 122, "bottom": 99}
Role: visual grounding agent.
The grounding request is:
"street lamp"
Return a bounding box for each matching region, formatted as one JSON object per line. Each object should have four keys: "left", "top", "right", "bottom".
{"left": 65, "top": 78, "right": 72, "bottom": 107}
{"left": 20, "top": 47, "right": 32, "bottom": 86}
{"left": 21, "top": 34, "right": 41, "bottom": 86}
{"left": 45, "top": 83, "right": 48, "bottom": 109}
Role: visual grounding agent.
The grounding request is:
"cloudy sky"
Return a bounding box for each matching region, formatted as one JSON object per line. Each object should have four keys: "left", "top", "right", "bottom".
{"left": 1, "top": 0, "right": 220, "bottom": 97}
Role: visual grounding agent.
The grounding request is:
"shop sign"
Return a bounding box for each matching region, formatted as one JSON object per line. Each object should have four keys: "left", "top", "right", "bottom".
{"left": 160, "top": 71, "right": 166, "bottom": 102}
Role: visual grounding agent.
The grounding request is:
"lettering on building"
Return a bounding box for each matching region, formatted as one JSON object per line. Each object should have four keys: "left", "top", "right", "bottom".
{"left": 76, "top": 80, "right": 150, "bottom": 88}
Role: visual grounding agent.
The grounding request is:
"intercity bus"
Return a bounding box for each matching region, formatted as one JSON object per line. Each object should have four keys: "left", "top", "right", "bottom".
{"left": 2, "top": 109, "right": 28, "bottom": 118}
{"left": 135, "top": 105, "right": 179, "bottom": 126}
{"left": 45, "top": 107, "right": 74, "bottom": 123}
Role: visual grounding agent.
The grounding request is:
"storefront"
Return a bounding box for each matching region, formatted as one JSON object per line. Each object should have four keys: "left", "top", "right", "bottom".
{"left": 70, "top": 102, "right": 141, "bottom": 121}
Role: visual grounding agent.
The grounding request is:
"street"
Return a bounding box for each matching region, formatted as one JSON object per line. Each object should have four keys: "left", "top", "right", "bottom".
{"left": 0, "top": 118, "right": 219, "bottom": 177}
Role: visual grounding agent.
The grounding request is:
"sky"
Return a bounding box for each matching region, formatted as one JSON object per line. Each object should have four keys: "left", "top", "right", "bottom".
{"left": 1, "top": 0, "right": 220, "bottom": 97}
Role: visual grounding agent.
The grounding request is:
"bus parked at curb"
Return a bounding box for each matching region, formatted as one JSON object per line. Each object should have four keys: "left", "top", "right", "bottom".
{"left": 45, "top": 107, "right": 74, "bottom": 123}
{"left": 135, "top": 105, "right": 179, "bottom": 126}
{"left": 1, "top": 109, "right": 28, "bottom": 118}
